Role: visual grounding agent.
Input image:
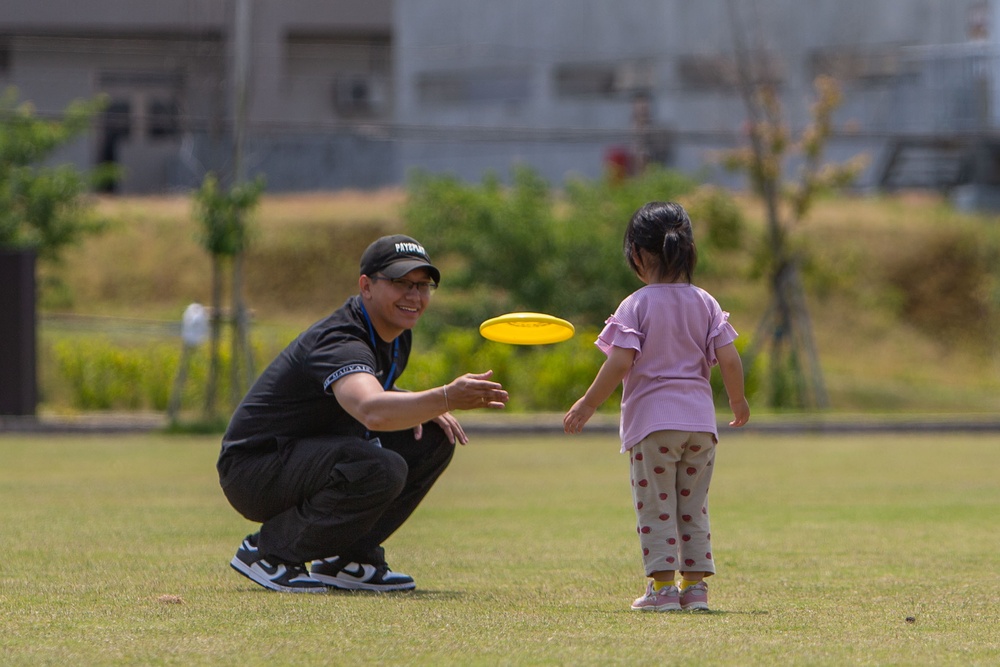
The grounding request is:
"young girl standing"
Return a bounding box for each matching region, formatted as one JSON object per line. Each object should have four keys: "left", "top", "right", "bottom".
{"left": 564, "top": 201, "right": 750, "bottom": 612}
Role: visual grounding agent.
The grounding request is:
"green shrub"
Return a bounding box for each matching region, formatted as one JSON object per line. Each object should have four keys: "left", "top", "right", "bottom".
{"left": 885, "top": 224, "right": 1000, "bottom": 348}
{"left": 48, "top": 335, "right": 272, "bottom": 414}
{"left": 405, "top": 165, "right": 701, "bottom": 330}
{"left": 408, "top": 326, "right": 756, "bottom": 414}
{"left": 53, "top": 338, "right": 180, "bottom": 411}
{"left": 688, "top": 185, "right": 746, "bottom": 251}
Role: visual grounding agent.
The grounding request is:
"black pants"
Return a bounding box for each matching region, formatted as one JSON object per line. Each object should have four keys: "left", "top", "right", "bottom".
{"left": 217, "top": 422, "right": 455, "bottom": 565}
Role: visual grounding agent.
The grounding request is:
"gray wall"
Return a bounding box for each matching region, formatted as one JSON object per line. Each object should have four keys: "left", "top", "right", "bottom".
{"left": 2, "top": 0, "right": 997, "bottom": 192}
{"left": 394, "top": 0, "right": 990, "bottom": 188}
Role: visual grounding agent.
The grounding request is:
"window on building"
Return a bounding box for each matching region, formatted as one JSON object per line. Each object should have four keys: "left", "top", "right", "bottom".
{"left": 554, "top": 60, "right": 653, "bottom": 99}
{"left": 676, "top": 53, "right": 783, "bottom": 91}
{"left": 286, "top": 32, "right": 392, "bottom": 118}
{"left": 97, "top": 99, "right": 131, "bottom": 193}
{"left": 555, "top": 64, "right": 617, "bottom": 97}
{"left": 417, "top": 68, "right": 530, "bottom": 105}
{"left": 810, "top": 48, "right": 906, "bottom": 86}
{"left": 332, "top": 74, "right": 387, "bottom": 116}
{"left": 676, "top": 54, "right": 738, "bottom": 90}
{"left": 148, "top": 98, "right": 180, "bottom": 139}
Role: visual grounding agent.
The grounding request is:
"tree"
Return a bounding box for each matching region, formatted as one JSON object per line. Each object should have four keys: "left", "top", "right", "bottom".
{"left": 193, "top": 172, "right": 264, "bottom": 420}
{"left": 0, "top": 87, "right": 107, "bottom": 261}
{"left": 0, "top": 88, "right": 107, "bottom": 416}
{"left": 722, "top": 1, "right": 867, "bottom": 408}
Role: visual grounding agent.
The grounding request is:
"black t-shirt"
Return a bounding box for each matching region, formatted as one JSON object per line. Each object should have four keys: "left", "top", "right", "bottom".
{"left": 220, "top": 295, "right": 412, "bottom": 454}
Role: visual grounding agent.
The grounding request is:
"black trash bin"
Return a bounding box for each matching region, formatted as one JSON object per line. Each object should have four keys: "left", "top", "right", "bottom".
{"left": 0, "top": 249, "right": 37, "bottom": 416}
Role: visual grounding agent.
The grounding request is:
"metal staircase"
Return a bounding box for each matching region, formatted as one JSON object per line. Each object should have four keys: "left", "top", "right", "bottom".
{"left": 877, "top": 136, "right": 975, "bottom": 192}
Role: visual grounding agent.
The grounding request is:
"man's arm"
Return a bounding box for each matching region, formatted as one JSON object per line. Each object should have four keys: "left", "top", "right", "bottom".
{"left": 333, "top": 369, "right": 508, "bottom": 439}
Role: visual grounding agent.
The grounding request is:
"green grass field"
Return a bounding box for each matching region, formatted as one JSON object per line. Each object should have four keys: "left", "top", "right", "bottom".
{"left": 2, "top": 430, "right": 998, "bottom": 666}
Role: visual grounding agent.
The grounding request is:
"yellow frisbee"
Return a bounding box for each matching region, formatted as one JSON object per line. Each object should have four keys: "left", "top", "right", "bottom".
{"left": 479, "top": 312, "right": 576, "bottom": 345}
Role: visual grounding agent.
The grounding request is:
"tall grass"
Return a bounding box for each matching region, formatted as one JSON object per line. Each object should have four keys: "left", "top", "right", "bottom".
{"left": 2, "top": 431, "right": 998, "bottom": 665}
{"left": 37, "top": 190, "right": 1000, "bottom": 414}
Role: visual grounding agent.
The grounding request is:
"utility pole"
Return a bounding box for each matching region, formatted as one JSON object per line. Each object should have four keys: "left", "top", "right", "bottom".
{"left": 233, "top": 0, "right": 250, "bottom": 186}
{"left": 231, "top": 0, "right": 254, "bottom": 408}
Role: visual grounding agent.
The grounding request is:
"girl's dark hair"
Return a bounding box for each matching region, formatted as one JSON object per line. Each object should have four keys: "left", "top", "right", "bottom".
{"left": 623, "top": 201, "right": 697, "bottom": 283}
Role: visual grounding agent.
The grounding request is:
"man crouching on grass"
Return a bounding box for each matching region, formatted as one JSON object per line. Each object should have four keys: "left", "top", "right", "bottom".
{"left": 217, "top": 235, "right": 508, "bottom": 592}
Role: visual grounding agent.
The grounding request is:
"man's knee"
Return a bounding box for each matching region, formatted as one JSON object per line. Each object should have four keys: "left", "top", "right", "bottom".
{"left": 333, "top": 445, "right": 408, "bottom": 502}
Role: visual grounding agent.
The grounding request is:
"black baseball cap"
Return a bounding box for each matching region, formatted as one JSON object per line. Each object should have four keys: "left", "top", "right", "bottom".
{"left": 360, "top": 234, "right": 441, "bottom": 284}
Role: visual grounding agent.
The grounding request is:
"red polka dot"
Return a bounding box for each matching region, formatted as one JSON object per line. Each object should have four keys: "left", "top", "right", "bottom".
{"left": 654, "top": 466, "right": 665, "bottom": 474}
{"left": 666, "top": 556, "right": 675, "bottom": 563}
{"left": 667, "top": 538, "right": 676, "bottom": 545}
{"left": 682, "top": 514, "right": 692, "bottom": 522}
{"left": 643, "top": 548, "right": 649, "bottom": 556}
{"left": 659, "top": 493, "right": 668, "bottom": 500}
{"left": 680, "top": 489, "right": 690, "bottom": 496}
{"left": 638, "top": 479, "right": 648, "bottom": 487}
{"left": 690, "top": 445, "right": 701, "bottom": 452}
{"left": 658, "top": 513, "right": 670, "bottom": 521}
{"left": 636, "top": 501, "right": 643, "bottom": 510}
{"left": 659, "top": 447, "right": 668, "bottom": 453}
{"left": 706, "top": 552, "right": 712, "bottom": 559}
{"left": 686, "top": 467, "right": 697, "bottom": 475}
{"left": 682, "top": 535, "right": 691, "bottom": 542}
{"left": 684, "top": 558, "right": 695, "bottom": 567}
{"left": 640, "top": 526, "right": 651, "bottom": 534}
{"left": 635, "top": 453, "right": 643, "bottom": 461}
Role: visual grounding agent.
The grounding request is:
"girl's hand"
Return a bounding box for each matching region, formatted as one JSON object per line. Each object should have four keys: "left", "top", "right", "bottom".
{"left": 563, "top": 399, "right": 597, "bottom": 434}
{"left": 729, "top": 397, "right": 750, "bottom": 427}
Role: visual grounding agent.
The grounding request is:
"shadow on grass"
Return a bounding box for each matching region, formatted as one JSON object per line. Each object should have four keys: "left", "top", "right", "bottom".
{"left": 325, "top": 588, "right": 466, "bottom": 601}
{"left": 231, "top": 586, "right": 466, "bottom": 601}
{"left": 605, "top": 608, "right": 771, "bottom": 616}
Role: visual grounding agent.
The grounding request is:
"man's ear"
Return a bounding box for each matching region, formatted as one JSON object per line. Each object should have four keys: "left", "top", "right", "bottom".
{"left": 359, "top": 275, "right": 374, "bottom": 299}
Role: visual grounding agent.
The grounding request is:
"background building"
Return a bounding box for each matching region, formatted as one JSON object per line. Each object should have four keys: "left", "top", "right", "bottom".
{"left": 0, "top": 0, "right": 393, "bottom": 193}
{"left": 395, "top": 0, "right": 1000, "bottom": 201}
{"left": 3, "top": 0, "right": 1000, "bottom": 201}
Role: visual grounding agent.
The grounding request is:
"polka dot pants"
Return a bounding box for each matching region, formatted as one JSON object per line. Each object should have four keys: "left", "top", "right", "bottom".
{"left": 629, "top": 430, "right": 717, "bottom": 577}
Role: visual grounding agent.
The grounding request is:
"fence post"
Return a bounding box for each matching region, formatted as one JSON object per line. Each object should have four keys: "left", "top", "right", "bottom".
{"left": 0, "top": 249, "right": 38, "bottom": 416}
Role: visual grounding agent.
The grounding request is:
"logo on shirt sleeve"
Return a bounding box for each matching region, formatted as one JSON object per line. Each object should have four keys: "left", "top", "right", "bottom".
{"left": 324, "top": 364, "right": 375, "bottom": 391}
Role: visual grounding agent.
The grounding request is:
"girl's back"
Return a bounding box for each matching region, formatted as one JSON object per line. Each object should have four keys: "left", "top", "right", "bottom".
{"left": 603, "top": 282, "right": 734, "bottom": 450}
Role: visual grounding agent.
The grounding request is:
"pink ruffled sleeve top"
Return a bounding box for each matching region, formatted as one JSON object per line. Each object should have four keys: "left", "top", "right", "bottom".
{"left": 597, "top": 283, "right": 738, "bottom": 452}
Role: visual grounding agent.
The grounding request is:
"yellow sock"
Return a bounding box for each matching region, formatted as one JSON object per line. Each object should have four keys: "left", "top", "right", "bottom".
{"left": 679, "top": 578, "right": 701, "bottom": 591}
{"left": 652, "top": 579, "right": 673, "bottom": 592}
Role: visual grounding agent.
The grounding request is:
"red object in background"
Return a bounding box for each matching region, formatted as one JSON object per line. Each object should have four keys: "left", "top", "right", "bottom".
{"left": 604, "top": 145, "right": 632, "bottom": 182}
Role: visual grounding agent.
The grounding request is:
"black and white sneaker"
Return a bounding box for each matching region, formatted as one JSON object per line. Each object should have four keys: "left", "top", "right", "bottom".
{"left": 230, "top": 534, "right": 327, "bottom": 593}
{"left": 310, "top": 556, "right": 416, "bottom": 591}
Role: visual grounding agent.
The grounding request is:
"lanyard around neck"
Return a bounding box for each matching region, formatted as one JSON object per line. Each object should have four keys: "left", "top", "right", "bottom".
{"left": 359, "top": 301, "right": 399, "bottom": 391}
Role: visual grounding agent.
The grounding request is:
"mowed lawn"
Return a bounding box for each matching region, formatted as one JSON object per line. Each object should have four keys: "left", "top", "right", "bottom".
{"left": 1, "top": 430, "right": 998, "bottom": 666}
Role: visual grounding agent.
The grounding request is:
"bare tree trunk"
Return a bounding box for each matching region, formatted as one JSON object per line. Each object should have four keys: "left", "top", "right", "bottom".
{"left": 204, "top": 255, "right": 224, "bottom": 419}
{"left": 229, "top": 249, "right": 254, "bottom": 409}
{"left": 725, "top": 0, "right": 829, "bottom": 409}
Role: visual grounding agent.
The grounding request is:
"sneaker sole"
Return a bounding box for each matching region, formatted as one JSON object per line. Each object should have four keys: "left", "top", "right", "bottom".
{"left": 230, "top": 557, "right": 327, "bottom": 594}
{"left": 631, "top": 603, "right": 682, "bottom": 612}
{"left": 682, "top": 602, "right": 710, "bottom": 611}
{"left": 311, "top": 572, "right": 416, "bottom": 592}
